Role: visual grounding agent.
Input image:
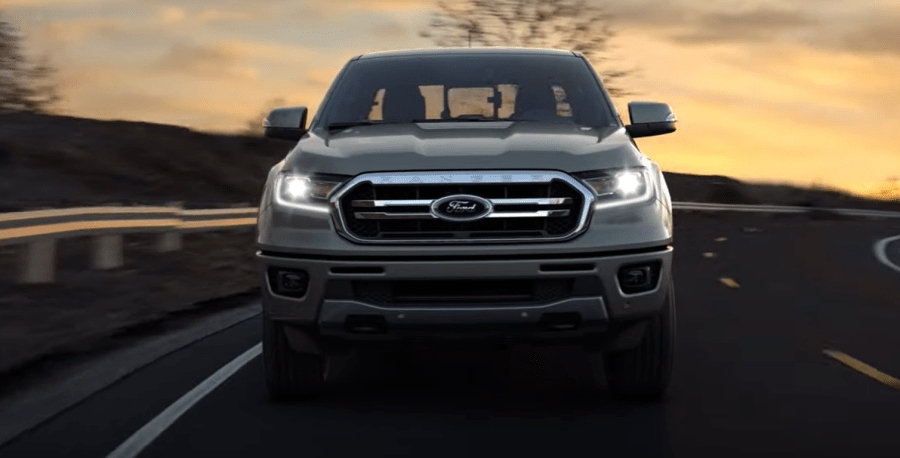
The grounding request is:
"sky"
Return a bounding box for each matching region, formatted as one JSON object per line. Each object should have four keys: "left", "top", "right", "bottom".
{"left": 4, "top": 0, "right": 900, "bottom": 198}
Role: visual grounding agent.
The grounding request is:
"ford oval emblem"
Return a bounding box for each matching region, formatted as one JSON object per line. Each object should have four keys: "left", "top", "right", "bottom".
{"left": 431, "top": 194, "right": 493, "bottom": 222}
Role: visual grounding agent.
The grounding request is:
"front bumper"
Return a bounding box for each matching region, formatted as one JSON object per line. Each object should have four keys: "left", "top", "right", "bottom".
{"left": 258, "top": 245, "right": 672, "bottom": 349}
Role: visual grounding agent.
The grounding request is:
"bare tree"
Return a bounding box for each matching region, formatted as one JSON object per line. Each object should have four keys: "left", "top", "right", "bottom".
{"left": 0, "top": 13, "right": 60, "bottom": 112}
{"left": 419, "top": 0, "right": 636, "bottom": 97}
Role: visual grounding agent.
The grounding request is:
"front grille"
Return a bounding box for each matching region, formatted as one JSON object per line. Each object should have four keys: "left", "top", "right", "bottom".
{"left": 334, "top": 171, "right": 591, "bottom": 243}
{"left": 352, "top": 278, "right": 575, "bottom": 306}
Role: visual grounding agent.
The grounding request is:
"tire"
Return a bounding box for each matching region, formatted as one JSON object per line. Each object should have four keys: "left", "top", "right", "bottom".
{"left": 262, "top": 314, "right": 325, "bottom": 401}
{"left": 603, "top": 281, "right": 676, "bottom": 401}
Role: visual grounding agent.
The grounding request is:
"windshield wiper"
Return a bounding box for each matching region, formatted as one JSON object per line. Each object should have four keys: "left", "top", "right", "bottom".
{"left": 329, "top": 116, "right": 505, "bottom": 131}
{"left": 411, "top": 115, "right": 506, "bottom": 123}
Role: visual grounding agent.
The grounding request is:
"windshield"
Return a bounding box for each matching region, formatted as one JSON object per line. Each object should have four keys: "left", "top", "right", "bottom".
{"left": 316, "top": 53, "right": 617, "bottom": 130}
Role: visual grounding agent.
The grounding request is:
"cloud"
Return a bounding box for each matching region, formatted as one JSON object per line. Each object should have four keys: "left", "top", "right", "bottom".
{"left": 195, "top": 9, "right": 268, "bottom": 23}
{"left": 818, "top": 12, "right": 900, "bottom": 56}
{"left": 288, "top": 0, "right": 432, "bottom": 22}
{"left": 340, "top": 0, "right": 432, "bottom": 13}
{"left": 2, "top": 0, "right": 110, "bottom": 6}
{"left": 32, "top": 17, "right": 126, "bottom": 45}
{"left": 670, "top": 7, "right": 816, "bottom": 44}
{"left": 53, "top": 57, "right": 334, "bottom": 131}
{"left": 152, "top": 39, "right": 325, "bottom": 81}
{"left": 608, "top": 0, "right": 900, "bottom": 57}
{"left": 156, "top": 42, "right": 244, "bottom": 76}
{"left": 371, "top": 21, "right": 408, "bottom": 41}
{"left": 304, "top": 68, "right": 339, "bottom": 86}
{"left": 608, "top": 1, "right": 692, "bottom": 27}
{"left": 154, "top": 5, "right": 269, "bottom": 26}
{"left": 159, "top": 6, "right": 187, "bottom": 24}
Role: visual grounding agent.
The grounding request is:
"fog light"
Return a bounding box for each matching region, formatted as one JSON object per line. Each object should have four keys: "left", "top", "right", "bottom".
{"left": 280, "top": 272, "right": 305, "bottom": 290}
{"left": 623, "top": 267, "right": 650, "bottom": 287}
{"left": 268, "top": 267, "right": 308, "bottom": 297}
{"left": 617, "top": 261, "right": 661, "bottom": 294}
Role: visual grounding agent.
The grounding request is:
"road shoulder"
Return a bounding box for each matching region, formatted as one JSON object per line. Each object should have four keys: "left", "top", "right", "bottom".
{"left": 0, "top": 300, "right": 261, "bottom": 447}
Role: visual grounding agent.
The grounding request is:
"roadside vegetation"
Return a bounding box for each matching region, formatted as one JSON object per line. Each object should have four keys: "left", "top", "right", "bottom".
{"left": 0, "top": 12, "right": 59, "bottom": 112}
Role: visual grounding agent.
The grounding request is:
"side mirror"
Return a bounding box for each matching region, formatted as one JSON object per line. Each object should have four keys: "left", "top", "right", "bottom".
{"left": 264, "top": 107, "right": 308, "bottom": 140}
{"left": 625, "top": 102, "right": 677, "bottom": 138}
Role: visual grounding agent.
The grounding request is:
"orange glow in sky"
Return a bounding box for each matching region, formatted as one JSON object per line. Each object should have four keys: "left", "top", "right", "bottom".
{"left": 5, "top": 0, "right": 900, "bottom": 198}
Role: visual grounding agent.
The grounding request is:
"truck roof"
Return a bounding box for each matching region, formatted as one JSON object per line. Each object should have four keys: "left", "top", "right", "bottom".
{"left": 356, "top": 47, "right": 578, "bottom": 61}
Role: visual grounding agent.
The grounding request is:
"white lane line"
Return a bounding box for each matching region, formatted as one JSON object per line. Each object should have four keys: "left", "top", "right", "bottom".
{"left": 105, "top": 343, "right": 262, "bottom": 458}
{"left": 873, "top": 235, "right": 900, "bottom": 275}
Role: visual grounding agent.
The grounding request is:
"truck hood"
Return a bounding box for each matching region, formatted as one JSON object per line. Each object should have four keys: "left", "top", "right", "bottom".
{"left": 282, "top": 122, "right": 643, "bottom": 176}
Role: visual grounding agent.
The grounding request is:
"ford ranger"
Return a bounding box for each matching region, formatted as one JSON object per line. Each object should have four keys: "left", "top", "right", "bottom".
{"left": 257, "top": 48, "right": 677, "bottom": 401}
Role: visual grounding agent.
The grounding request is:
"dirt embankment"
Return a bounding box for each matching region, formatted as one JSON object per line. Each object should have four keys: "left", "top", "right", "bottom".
{"left": 0, "top": 111, "right": 293, "bottom": 211}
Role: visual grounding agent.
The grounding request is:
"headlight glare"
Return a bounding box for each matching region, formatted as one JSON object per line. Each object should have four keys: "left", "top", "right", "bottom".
{"left": 615, "top": 171, "right": 643, "bottom": 196}
{"left": 575, "top": 167, "right": 654, "bottom": 209}
{"left": 274, "top": 173, "right": 346, "bottom": 212}
{"left": 284, "top": 177, "right": 310, "bottom": 199}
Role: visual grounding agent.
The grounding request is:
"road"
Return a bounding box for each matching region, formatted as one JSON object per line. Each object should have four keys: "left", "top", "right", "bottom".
{"left": 3, "top": 211, "right": 900, "bottom": 458}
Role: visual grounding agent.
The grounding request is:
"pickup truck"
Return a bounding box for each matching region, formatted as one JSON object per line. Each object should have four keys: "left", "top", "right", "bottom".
{"left": 257, "top": 47, "right": 677, "bottom": 401}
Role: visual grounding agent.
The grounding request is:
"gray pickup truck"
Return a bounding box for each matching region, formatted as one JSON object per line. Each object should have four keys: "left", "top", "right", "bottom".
{"left": 257, "top": 48, "right": 677, "bottom": 401}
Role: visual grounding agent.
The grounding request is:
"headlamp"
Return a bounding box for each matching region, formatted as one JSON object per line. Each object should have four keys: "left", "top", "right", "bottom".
{"left": 574, "top": 167, "right": 654, "bottom": 209}
{"left": 274, "top": 173, "right": 347, "bottom": 212}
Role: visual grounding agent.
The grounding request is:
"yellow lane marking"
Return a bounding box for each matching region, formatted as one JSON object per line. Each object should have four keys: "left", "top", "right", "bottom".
{"left": 0, "top": 217, "right": 257, "bottom": 241}
{"left": 177, "top": 218, "right": 257, "bottom": 230}
{"left": 715, "top": 237, "right": 728, "bottom": 242}
{"left": 180, "top": 208, "right": 259, "bottom": 217}
{"left": 0, "top": 219, "right": 180, "bottom": 240}
{"left": 718, "top": 277, "right": 740, "bottom": 289}
{"left": 0, "top": 207, "right": 178, "bottom": 223}
{"left": 703, "top": 252, "right": 717, "bottom": 258}
{"left": 823, "top": 350, "right": 900, "bottom": 390}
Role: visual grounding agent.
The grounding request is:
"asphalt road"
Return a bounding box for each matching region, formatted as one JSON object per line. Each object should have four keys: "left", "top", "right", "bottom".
{"left": 3, "top": 211, "right": 900, "bottom": 458}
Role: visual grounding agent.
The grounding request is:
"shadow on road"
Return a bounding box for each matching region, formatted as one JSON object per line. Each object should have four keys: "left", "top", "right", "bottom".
{"left": 287, "top": 345, "right": 672, "bottom": 457}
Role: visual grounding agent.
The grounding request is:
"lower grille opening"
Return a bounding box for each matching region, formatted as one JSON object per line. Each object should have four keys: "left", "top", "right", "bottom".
{"left": 395, "top": 280, "right": 532, "bottom": 303}
{"left": 540, "top": 312, "right": 582, "bottom": 331}
{"left": 540, "top": 263, "right": 596, "bottom": 272}
{"left": 345, "top": 314, "right": 388, "bottom": 334}
{"left": 330, "top": 266, "right": 385, "bottom": 274}
{"left": 352, "top": 278, "right": 574, "bottom": 306}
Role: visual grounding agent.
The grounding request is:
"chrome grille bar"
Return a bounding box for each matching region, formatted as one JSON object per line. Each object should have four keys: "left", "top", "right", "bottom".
{"left": 354, "top": 210, "right": 571, "bottom": 220}
{"left": 351, "top": 197, "right": 572, "bottom": 207}
{"left": 487, "top": 210, "right": 570, "bottom": 218}
{"left": 354, "top": 212, "right": 433, "bottom": 220}
{"left": 493, "top": 198, "right": 572, "bottom": 205}
{"left": 351, "top": 200, "right": 431, "bottom": 208}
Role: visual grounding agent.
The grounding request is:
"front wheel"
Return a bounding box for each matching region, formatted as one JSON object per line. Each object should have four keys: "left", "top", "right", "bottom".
{"left": 603, "top": 281, "right": 676, "bottom": 401}
{"left": 262, "top": 315, "right": 325, "bottom": 401}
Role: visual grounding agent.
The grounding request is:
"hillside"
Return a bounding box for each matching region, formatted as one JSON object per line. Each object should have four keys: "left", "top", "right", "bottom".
{"left": 1, "top": 110, "right": 898, "bottom": 212}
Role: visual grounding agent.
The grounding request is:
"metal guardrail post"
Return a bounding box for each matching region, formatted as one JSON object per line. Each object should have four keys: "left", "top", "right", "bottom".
{"left": 157, "top": 202, "right": 183, "bottom": 253}
{"left": 18, "top": 239, "right": 57, "bottom": 284}
{"left": 92, "top": 234, "right": 124, "bottom": 270}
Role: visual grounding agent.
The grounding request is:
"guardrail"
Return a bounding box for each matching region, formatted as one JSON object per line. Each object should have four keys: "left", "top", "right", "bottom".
{"left": 673, "top": 202, "right": 900, "bottom": 219}
{"left": 2, "top": 201, "right": 899, "bottom": 285}
{"left": 0, "top": 205, "right": 257, "bottom": 284}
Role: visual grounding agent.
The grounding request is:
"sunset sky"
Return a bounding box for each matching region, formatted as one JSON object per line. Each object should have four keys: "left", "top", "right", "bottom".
{"left": 4, "top": 0, "right": 899, "bottom": 198}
